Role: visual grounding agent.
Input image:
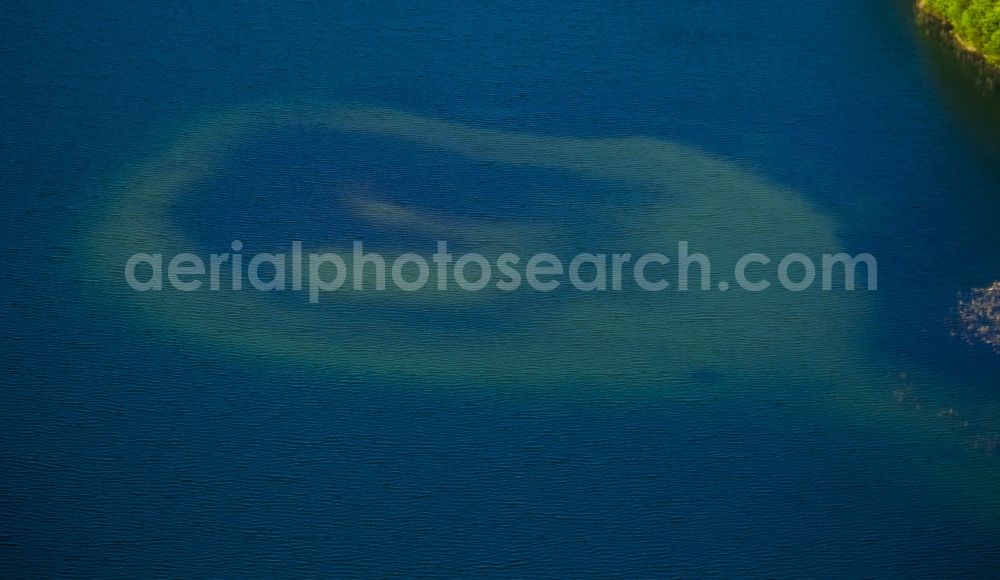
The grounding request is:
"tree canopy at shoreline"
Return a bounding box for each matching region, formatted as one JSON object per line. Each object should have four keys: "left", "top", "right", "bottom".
{"left": 924, "top": 0, "right": 1000, "bottom": 63}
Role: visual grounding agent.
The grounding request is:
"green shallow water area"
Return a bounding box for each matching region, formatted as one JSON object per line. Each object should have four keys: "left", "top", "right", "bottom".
{"left": 89, "top": 103, "right": 1000, "bottom": 517}
{"left": 91, "top": 103, "right": 866, "bottom": 386}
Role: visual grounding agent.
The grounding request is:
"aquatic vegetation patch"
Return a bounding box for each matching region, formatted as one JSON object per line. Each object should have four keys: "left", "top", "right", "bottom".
{"left": 90, "top": 103, "right": 866, "bottom": 388}
{"left": 957, "top": 281, "right": 1000, "bottom": 352}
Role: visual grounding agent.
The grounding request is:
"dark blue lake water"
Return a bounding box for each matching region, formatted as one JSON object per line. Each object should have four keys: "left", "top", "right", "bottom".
{"left": 3, "top": 0, "right": 1000, "bottom": 576}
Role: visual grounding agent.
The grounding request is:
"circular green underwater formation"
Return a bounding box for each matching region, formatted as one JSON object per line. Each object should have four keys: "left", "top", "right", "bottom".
{"left": 90, "top": 103, "right": 867, "bottom": 389}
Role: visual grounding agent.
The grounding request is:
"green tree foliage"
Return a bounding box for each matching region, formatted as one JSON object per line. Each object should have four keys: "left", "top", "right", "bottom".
{"left": 925, "top": 0, "right": 1000, "bottom": 62}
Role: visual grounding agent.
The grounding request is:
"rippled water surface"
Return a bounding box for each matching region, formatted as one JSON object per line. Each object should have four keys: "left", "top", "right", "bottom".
{"left": 3, "top": 0, "right": 1000, "bottom": 576}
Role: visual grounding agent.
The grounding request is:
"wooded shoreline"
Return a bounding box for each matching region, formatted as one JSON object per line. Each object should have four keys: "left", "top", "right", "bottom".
{"left": 916, "top": 0, "right": 1000, "bottom": 90}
